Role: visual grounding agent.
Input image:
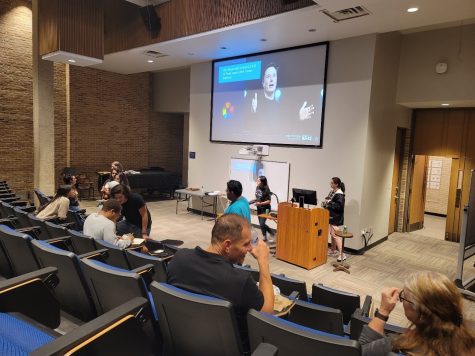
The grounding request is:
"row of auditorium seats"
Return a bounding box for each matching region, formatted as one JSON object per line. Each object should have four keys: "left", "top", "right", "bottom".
{"left": 0, "top": 180, "right": 405, "bottom": 355}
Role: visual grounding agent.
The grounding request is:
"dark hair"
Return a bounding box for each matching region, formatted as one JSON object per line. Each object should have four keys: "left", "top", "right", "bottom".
{"left": 37, "top": 185, "right": 72, "bottom": 213}
{"left": 102, "top": 199, "right": 122, "bottom": 213}
{"left": 332, "top": 177, "right": 345, "bottom": 193}
{"left": 263, "top": 62, "right": 278, "bottom": 74}
{"left": 111, "top": 161, "right": 124, "bottom": 172}
{"left": 63, "top": 175, "right": 76, "bottom": 186}
{"left": 211, "top": 214, "right": 249, "bottom": 244}
{"left": 110, "top": 184, "right": 131, "bottom": 199}
{"left": 227, "top": 180, "right": 243, "bottom": 197}
{"left": 116, "top": 172, "right": 129, "bottom": 186}
{"left": 258, "top": 176, "right": 268, "bottom": 189}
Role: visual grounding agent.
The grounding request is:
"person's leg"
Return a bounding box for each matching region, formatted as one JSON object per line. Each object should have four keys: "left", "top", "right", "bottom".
{"left": 116, "top": 220, "right": 133, "bottom": 236}
{"left": 332, "top": 225, "right": 345, "bottom": 260}
{"left": 258, "top": 216, "right": 268, "bottom": 240}
{"left": 329, "top": 225, "right": 338, "bottom": 256}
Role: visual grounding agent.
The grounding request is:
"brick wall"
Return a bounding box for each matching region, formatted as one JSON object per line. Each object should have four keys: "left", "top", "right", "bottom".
{"left": 0, "top": 0, "right": 33, "bottom": 197}
{"left": 149, "top": 113, "right": 184, "bottom": 176}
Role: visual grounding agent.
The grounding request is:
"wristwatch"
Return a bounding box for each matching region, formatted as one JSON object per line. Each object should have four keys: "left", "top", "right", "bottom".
{"left": 374, "top": 308, "right": 389, "bottom": 322}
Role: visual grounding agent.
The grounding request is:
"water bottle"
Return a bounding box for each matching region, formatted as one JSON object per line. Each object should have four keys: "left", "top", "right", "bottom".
{"left": 343, "top": 225, "right": 348, "bottom": 234}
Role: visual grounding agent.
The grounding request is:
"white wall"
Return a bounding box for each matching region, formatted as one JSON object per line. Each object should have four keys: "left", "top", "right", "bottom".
{"left": 397, "top": 23, "right": 475, "bottom": 107}
{"left": 189, "top": 35, "right": 378, "bottom": 250}
{"left": 360, "top": 32, "right": 412, "bottom": 246}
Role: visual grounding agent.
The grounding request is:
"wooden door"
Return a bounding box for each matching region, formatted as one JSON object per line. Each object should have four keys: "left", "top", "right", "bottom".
{"left": 409, "top": 155, "right": 428, "bottom": 231}
{"left": 388, "top": 128, "right": 404, "bottom": 234}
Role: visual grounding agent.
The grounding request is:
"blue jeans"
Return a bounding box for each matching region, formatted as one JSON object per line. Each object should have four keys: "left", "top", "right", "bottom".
{"left": 116, "top": 219, "right": 151, "bottom": 238}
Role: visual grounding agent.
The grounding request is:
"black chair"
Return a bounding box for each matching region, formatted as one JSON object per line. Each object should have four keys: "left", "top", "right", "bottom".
{"left": 350, "top": 308, "right": 406, "bottom": 340}
{"left": 287, "top": 299, "right": 345, "bottom": 336}
{"left": 27, "top": 213, "right": 56, "bottom": 240}
{"left": 0, "top": 240, "right": 13, "bottom": 278}
{"left": 312, "top": 283, "right": 372, "bottom": 325}
{"left": 34, "top": 188, "right": 51, "bottom": 206}
{"left": 234, "top": 264, "right": 260, "bottom": 282}
{"left": 30, "top": 239, "right": 98, "bottom": 322}
{"left": 0, "top": 269, "right": 152, "bottom": 355}
{"left": 94, "top": 238, "right": 134, "bottom": 270}
{"left": 126, "top": 249, "right": 171, "bottom": 283}
{"left": 68, "top": 229, "right": 98, "bottom": 254}
{"left": 0, "top": 224, "right": 40, "bottom": 276}
{"left": 271, "top": 274, "right": 309, "bottom": 302}
{"left": 150, "top": 282, "right": 243, "bottom": 356}
{"left": 79, "top": 258, "right": 160, "bottom": 351}
{"left": 247, "top": 309, "right": 361, "bottom": 356}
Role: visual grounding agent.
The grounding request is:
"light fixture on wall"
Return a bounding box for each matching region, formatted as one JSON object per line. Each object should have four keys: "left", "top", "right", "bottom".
{"left": 407, "top": 7, "right": 419, "bottom": 13}
{"left": 441, "top": 103, "right": 450, "bottom": 106}
{"left": 435, "top": 62, "right": 448, "bottom": 74}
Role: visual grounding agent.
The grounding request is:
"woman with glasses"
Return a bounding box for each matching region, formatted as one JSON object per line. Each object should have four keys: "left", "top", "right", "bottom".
{"left": 359, "top": 271, "right": 475, "bottom": 355}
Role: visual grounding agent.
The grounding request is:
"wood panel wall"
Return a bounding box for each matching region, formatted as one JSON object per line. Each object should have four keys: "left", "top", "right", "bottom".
{"left": 104, "top": 0, "right": 315, "bottom": 54}
{"left": 413, "top": 109, "right": 475, "bottom": 241}
{"left": 39, "top": 0, "right": 103, "bottom": 59}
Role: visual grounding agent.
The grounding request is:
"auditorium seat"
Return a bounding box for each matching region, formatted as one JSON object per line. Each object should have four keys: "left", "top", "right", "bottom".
{"left": 79, "top": 258, "right": 161, "bottom": 351}
{"left": 68, "top": 229, "right": 98, "bottom": 254}
{"left": 349, "top": 308, "right": 406, "bottom": 340}
{"left": 126, "top": 249, "right": 170, "bottom": 283}
{"left": 287, "top": 299, "right": 345, "bottom": 336}
{"left": 27, "top": 213, "right": 59, "bottom": 240}
{"left": 0, "top": 225, "right": 40, "bottom": 276}
{"left": 247, "top": 309, "right": 361, "bottom": 356}
{"left": 0, "top": 267, "right": 152, "bottom": 355}
{"left": 311, "top": 284, "right": 372, "bottom": 325}
{"left": 30, "top": 239, "right": 99, "bottom": 322}
{"left": 33, "top": 188, "right": 51, "bottom": 206}
{"left": 150, "top": 282, "right": 243, "bottom": 356}
{"left": 94, "top": 238, "right": 134, "bottom": 269}
{"left": 270, "top": 274, "right": 309, "bottom": 302}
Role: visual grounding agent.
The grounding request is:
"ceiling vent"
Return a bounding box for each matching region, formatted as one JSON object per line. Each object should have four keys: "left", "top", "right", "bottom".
{"left": 143, "top": 50, "right": 168, "bottom": 59}
{"left": 321, "top": 5, "right": 370, "bottom": 23}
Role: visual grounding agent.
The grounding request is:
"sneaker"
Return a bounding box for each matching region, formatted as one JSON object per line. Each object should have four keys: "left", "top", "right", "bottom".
{"left": 328, "top": 250, "right": 339, "bottom": 256}
{"left": 337, "top": 255, "right": 347, "bottom": 262}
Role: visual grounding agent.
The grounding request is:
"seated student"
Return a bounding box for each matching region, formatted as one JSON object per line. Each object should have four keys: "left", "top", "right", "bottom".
{"left": 63, "top": 175, "right": 80, "bottom": 211}
{"left": 359, "top": 271, "right": 475, "bottom": 356}
{"left": 167, "top": 214, "right": 274, "bottom": 350}
{"left": 110, "top": 184, "right": 152, "bottom": 239}
{"left": 224, "top": 180, "right": 251, "bottom": 223}
{"left": 36, "top": 185, "right": 74, "bottom": 221}
{"left": 83, "top": 199, "right": 134, "bottom": 248}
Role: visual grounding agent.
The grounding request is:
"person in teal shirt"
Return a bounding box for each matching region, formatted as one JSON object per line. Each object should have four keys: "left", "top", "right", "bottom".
{"left": 224, "top": 180, "right": 251, "bottom": 223}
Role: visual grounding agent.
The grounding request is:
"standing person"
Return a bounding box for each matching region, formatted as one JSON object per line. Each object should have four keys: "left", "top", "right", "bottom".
{"left": 323, "top": 177, "right": 346, "bottom": 261}
{"left": 111, "top": 161, "right": 129, "bottom": 186}
{"left": 167, "top": 214, "right": 274, "bottom": 351}
{"left": 110, "top": 184, "right": 152, "bottom": 238}
{"left": 224, "top": 180, "right": 251, "bottom": 223}
{"left": 249, "top": 176, "right": 274, "bottom": 241}
{"left": 359, "top": 271, "right": 475, "bottom": 356}
{"left": 83, "top": 199, "right": 134, "bottom": 248}
{"left": 36, "top": 185, "right": 73, "bottom": 221}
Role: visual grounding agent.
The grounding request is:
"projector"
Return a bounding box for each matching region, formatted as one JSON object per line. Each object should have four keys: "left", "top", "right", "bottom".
{"left": 238, "top": 145, "right": 269, "bottom": 156}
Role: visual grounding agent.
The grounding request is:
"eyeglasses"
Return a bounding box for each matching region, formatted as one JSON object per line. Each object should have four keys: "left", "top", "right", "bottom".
{"left": 399, "top": 290, "right": 415, "bottom": 305}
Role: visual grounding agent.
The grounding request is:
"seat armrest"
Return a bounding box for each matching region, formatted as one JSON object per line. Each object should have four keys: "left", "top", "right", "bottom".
{"left": 58, "top": 221, "right": 76, "bottom": 228}
{"left": 131, "top": 264, "right": 155, "bottom": 275}
{"left": 10, "top": 200, "right": 29, "bottom": 206}
{"left": 16, "top": 226, "right": 42, "bottom": 235}
{"left": 362, "top": 295, "right": 372, "bottom": 316}
{"left": 251, "top": 343, "right": 278, "bottom": 356}
{"left": 0, "top": 267, "right": 60, "bottom": 329}
{"left": 45, "top": 236, "right": 71, "bottom": 244}
{"left": 78, "top": 248, "right": 108, "bottom": 260}
{"left": 18, "top": 205, "right": 36, "bottom": 213}
{"left": 30, "top": 297, "right": 151, "bottom": 356}
{"left": 288, "top": 291, "right": 300, "bottom": 301}
{"left": 384, "top": 323, "right": 406, "bottom": 335}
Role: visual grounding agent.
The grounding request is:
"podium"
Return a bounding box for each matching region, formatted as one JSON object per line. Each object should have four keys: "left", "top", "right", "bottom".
{"left": 275, "top": 202, "right": 329, "bottom": 270}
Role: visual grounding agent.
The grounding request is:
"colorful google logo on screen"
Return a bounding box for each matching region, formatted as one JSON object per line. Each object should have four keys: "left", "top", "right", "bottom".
{"left": 222, "top": 102, "right": 234, "bottom": 119}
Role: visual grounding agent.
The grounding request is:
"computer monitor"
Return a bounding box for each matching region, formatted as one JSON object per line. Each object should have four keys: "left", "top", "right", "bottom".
{"left": 292, "top": 188, "right": 317, "bottom": 207}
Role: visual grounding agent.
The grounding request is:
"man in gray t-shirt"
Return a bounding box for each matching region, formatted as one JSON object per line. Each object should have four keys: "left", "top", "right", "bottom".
{"left": 83, "top": 199, "right": 133, "bottom": 248}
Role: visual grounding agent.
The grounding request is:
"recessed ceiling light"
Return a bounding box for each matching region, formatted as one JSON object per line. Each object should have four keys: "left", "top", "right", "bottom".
{"left": 220, "top": 46, "right": 227, "bottom": 50}
{"left": 441, "top": 103, "right": 450, "bottom": 106}
{"left": 68, "top": 59, "right": 76, "bottom": 63}
{"left": 308, "top": 28, "right": 317, "bottom": 32}
{"left": 407, "top": 7, "right": 418, "bottom": 13}
{"left": 147, "top": 59, "right": 154, "bottom": 63}
{"left": 260, "top": 38, "right": 267, "bottom": 42}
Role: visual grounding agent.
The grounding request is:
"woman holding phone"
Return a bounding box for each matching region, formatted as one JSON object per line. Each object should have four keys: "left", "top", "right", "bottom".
{"left": 250, "top": 176, "right": 274, "bottom": 242}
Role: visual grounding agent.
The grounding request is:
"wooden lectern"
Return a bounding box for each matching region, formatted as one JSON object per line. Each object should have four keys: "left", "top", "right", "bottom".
{"left": 275, "top": 202, "right": 329, "bottom": 270}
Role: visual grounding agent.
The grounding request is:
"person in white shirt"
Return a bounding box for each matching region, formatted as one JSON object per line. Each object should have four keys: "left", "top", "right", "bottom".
{"left": 83, "top": 199, "right": 134, "bottom": 248}
{"left": 36, "top": 185, "right": 74, "bottom": 220}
